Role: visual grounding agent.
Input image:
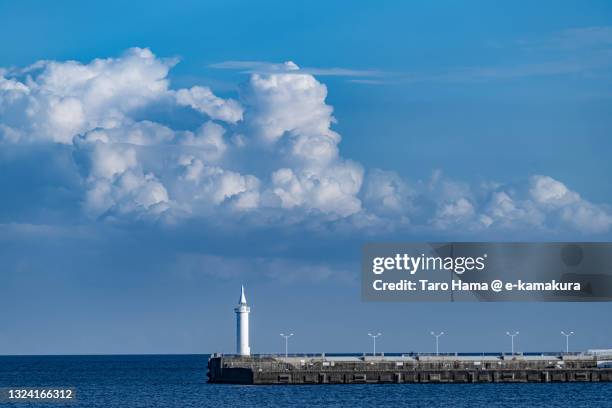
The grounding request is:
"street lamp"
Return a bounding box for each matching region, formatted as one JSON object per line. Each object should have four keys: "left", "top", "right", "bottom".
{"left": 280, "top": 333, "right": 294, "bottom": 357}
{"left": 368, "top": 333, "right": 382, "bottom": 356}
{"left": 506, "top": 331, "right": 519, "bottom": 355}
{"left": 431, "top": 332, "right": 444, "bottom": 356}
{"left": 561, "top": 331, "right": 574, "bottom": 353}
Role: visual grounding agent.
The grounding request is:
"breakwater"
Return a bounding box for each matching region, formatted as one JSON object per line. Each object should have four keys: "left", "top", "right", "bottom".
{"left": 207, "top": 353, "right": 612, "bottom": 384}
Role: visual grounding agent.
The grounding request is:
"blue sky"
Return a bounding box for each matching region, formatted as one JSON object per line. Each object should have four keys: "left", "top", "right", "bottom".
{"left": 1, "top": 0, "right": 612, "bottom": 355}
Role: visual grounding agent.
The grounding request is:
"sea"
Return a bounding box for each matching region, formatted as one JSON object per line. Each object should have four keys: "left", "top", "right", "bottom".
{"left": 1, "top": 354, "right": 611, "bottom": 407}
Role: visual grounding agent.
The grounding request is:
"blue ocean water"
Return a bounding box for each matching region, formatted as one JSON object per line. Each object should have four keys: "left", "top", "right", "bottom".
{"left": 1, "top": 354, "right": 611, "bottom": 407}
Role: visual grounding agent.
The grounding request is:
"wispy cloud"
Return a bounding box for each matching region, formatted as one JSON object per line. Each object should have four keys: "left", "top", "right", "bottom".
{"left": 518, "top": 26, "right": 612, "bottom": 50}
{"left": 209, "top": 60, "right": 386, "bottom": 78}
{"left": 346, "top": 78, "right": 390, "bottom": 85}
{"left": 400, "top": 27, "right": 612, "bottom": 84}
{"left": 382, "top": 27, "right": 612, "bottom": 85}
{"left": 400, "top": 56, "right": 612, "bottom": 84}
{"left": 212, "top": 27, "right": 612, "bottom": 87}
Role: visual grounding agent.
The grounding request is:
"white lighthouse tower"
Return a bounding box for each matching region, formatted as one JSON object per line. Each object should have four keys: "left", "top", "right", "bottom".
{"left": 234, "top": 285, "right": 251, "bottom": 356}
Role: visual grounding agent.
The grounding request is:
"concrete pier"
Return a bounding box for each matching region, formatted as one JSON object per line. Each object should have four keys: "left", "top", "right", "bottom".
{"left": 207, "top": 352, "right": 612, "bottom": 384}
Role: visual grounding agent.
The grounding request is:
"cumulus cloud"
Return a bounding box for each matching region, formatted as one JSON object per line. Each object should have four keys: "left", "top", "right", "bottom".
{"left": 361, "top": 169, "right": 412, "bottom": 218}
{"left": 176, "top": 121, "right": 228, "bottom": 161}
{"left": 421, "top": 172, "right": 612, "bottom": 234}
{"left": 0, "top": 48, "right": 175, "bottom": 144}
{"left": 175, "top": 86, "right": 243, "bottom": 123}
{"left": 242, "top": 61, "right": 336, "bottom": 145}
{"left": 528, "top": 175, "right": 612, "bottom": 233}
{"left": 530, "top": 175, "right": 579, "bottom": 206}
{"left": 78, "top": 120, "right": 174, "bottom": 147}
{"left": 270, "top": 163, "right": 362, "bottom": 217}
{"left": 176, "top": 155, "right": 260, "bottom": 209}
{"left": 483, "top": 191, "right": 543, "bottom": 229}
{"left": 436, "top": 197, "right": 476, "bottom": 225}
{"left": 1, "top": 49, "right": 611, "bottom": 234}
{"left": 240, "top": 62, "right": 365, "bottom": 218}
{"left": 73, "top": 138, "right": 170, "bottom": 217}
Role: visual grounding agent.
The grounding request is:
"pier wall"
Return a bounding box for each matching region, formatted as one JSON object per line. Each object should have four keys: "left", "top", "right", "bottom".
{"left": 207, "top": 354, "right": 612, "bottom": 385}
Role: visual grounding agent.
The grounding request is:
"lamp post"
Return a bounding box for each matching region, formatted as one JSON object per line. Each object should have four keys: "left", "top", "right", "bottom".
{"left": 561, "top": 331, "right": 574, "bottom": 353}
{"left": 431, "top": 332, "right": 444, "bottom": 356}
{"left": 368, "top": 333, "right": 382, "bottom": 356}
{"left": 280, "top": 333, "right": 293, "bottom": 358}
{"left": 506, "top": 331, "right": 519, "bottom": 355}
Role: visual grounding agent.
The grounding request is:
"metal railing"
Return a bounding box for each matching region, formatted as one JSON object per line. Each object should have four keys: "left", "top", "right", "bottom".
{"left": 211, "top": 351, "right": 593, "bottom": 359}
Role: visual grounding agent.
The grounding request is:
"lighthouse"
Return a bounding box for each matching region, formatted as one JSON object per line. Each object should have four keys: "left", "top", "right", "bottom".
{"left": 234, "top": 285, "right": 251, "bottom": 356}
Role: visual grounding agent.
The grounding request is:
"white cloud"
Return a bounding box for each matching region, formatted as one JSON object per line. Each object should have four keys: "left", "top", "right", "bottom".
{"left": 0, "top": 48, "right": 175, "bottom": 144}
{"left": 560, "top": 202, "right": 612, "bottom": 234}
{"left": 270, "top": 164, "right": 363, "bottom": 217}
{"left": 79, "top": 120, "right": 175, "bottom": 146}
{"left": 177, "top": 155, "right": 260, "bottom": 208}
{"left": 84, "top": 169, "right": 170, "bottom": 218}
{"left": 242, "top": 62, "right": 336, "bottom": 144}
{"left": 529, "top": 175, "right": 580, "bottom": 206}
{"left": 433, "top": 197, "right": 477, "bottom": 229}
{"left": 529, "top": 175, "right": 612, "bottom": 233}
{"left": 484, "top": 191, "right": 544, "bottom": 228}
{"left": 88, "top": 142, "right": 138, "bottom": 180}
{"left": 74, "top": 138, "right": 170, "bottom": 217}
{"left": 361, "top": 169, "right": 412, "bottom": 217}
{"left": 175, "top": 85, "right": 243, "bottom": 123}
{"left": 439, "top": 197, "right": 475, "bottom": 218}
{"left": 177, "top": 121, "right": 227, "bottom": 161}
{"left": 425, "top": 171, "right": 480, "bottom": 230}
{"left": 1, "top": 50, "right": 610, "bottom": 234}
{"left": 424, "top": 173, "right": 612, "bottom": 234}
